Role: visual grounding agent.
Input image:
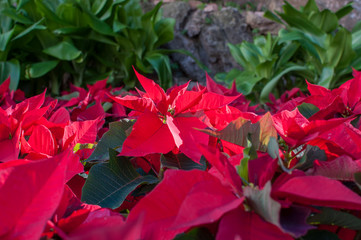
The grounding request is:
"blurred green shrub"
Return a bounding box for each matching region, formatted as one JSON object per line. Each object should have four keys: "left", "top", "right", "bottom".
{"left": 0, "top": 0, "right": 175, "bottom": 95}
{"left": 216, "top": 0, "right": 361, "bottom": 102}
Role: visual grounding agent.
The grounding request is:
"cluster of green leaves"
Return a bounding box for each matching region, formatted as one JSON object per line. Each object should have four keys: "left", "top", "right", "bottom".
{"left": 216, "top": 0, "right": 361, "bottom": 102}
{"left": 0, "top": 0, "right": 175, "bottom": 95}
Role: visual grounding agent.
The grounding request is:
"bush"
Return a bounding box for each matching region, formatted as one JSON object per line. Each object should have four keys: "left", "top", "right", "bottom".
{"left": 0, "top": 0, "right": 175, "bottom": 95}
{"left": 216, "top": 0, "right": 361, "bottom": 102}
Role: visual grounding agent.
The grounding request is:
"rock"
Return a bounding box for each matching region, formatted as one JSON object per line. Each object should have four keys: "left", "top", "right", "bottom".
{"left": 245, "top": 11, "right": 282, "bottom": 35}
{"left": 253, "top": 0, "right": 361, "bottom": 30}
{"left": 162, "top": 1, "right": 191, "bottom": 31}
{"left": 162, "top": 3, "right": 253, "bottom": 84}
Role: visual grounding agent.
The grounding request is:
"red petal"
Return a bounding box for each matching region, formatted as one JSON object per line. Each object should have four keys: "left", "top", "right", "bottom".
{"left": 63, "top": 118, "right": 100, "bottom": 149}
{"left": 49, "top": 107, "right": 70, "bottom": 124}
{"left": 0, "top": 150, "right": 80, "bottom": 240}
{"left": 191, "top": 92, "right": 240, "bottom": 111}
{"left": 128, "top": 169, "right": 238, "bottom": 240}
{"left": 109, "top": 94, "right": 157, "bottom": 113}
{"left": 173, "top": 116, "right": 208, "bottom": 162}
{"left": 273, "top": 175, "right": 361, "bottom": 210}
{"left": 28, "top": 124, "right": 56, "bottom": 156}
{"left": 120, "top": 112, "right": 175, "bottom": 156}
{"left": 216, "top": 208, "right": 293, "bottom": 240}
{"left": 174, "top": 90, "right": 205, "bottom": 115}
{"left": 133, "top": 67, "right": 166, "bottom": 104}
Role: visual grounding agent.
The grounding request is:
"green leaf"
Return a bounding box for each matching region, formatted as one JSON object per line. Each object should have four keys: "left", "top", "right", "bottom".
{"left": 174, "top": 227, "right": 214, "bottom": 240}
{"left": 0, "top": 59, "right": 20, "bottom": 90}
{"left": 302, "top": 229, "right": 340, "bottom": 240}
{"left": 297, "top": 103, "right": 319, "bottom": 119}
{"left": 302, "top": 0, "right": 319, "bottom": 13}
{"left": 335, "top": 3, "right": 353, "bottom": 19}
{"left": 0, "top": 29, "right": 14, "bottom": 51}
{"left": 267, "top": 137, "right": 292, "bottom": 173}
{"left": 12, "top": 19, "right": 46, "bottom": 41}
{"left": 154, "top": 18, "right": 175, "bottom": 48}
{"left": 244, "top": 181, "right": 282, "bottom": 227}
{"left": 81, "top": 149, "right": 159, "bottom": 209}
{"left": 1, "top": 7, "right": 33, "bottom": 24}
{"left": 25, "top": 60, "right": 59, "bottom": 78}
{"left": 280, "top": 2, "right": 324, "bottom": 36}
{"left": 260, "top": 65, "right": 309, "bottom": 101}
{"left": 317, "top": 66, "right": 334, "bottom": 88}
{"left": 199, "top": 113, "right": 277, "bottom": 152}
{"left": 86, "top": 119, "right": 134, "bottom": 162}
{"left": 326, "top": 28, "right": 354, "bottom": 69}
{"left": 309, "top": 10, "right": 338, "bottom": 33}
{"left": 296, "top": 145, "right": 326, "bottom": 171}
{"left": 354, "top": 172, "right": 361, "bottom": 191}
{"left": 145, "top": 52, "right": 172, "bottom": 89}
{"left": 232, "top": 70, "right": 263, "bottom": 96}
{"left": 160, "top": 153, "right": 207, "bottom": 171}
{"left": 228, "top": 43, "right": 247, "bottom": 67}
{"left": 308, "top": 208, "right": 361, "bottom": 230}
{"left": 83, "top": 11, "right": 115, "bottom": 36}
{"left": 43, "top": 41, "right": 82, "bottom": 60}
{"left": 53, "top": 27, "right": 89, "bottom": 35}
{"left": 236, "top": 140, "right": 257, "bottom": 183}
{"left": 264, "top": 10, "right": 283, "bottom": 24}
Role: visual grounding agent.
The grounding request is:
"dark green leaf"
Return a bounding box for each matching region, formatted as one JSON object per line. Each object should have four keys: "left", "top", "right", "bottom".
{"left": 335, "top": 3, "right": 353, "bottom": 19}
{"left": 87, "top": 119, "right": 134, "bottom": 162}
{"left": 53, "top": 27, "right": 89, "bottom": 35}
{"left": 81, "top": 149, "right": 159, "bottom": 209}
{"left": 83, "top": 11, "right": 115, "bottom": 36}
{"left": 260, "top": 65, "right": 309, "bottom": 101}
{"left": 234, "top": 71, "right": 263, "bottom": 96}
{"left": 12, "top": 19, "right": 46, "bottom": 41}
{"left": 0, "top": 59, "right": 20, "bottom": 90}
{"left": 326, "top": 29, "right": 354, "bottom": 69}
{"left": 154, "top": 18, "right": 175, "bottom": 48}
{"left": 161, "top": 153, "right": 207, "bottom": 171}
{"left": 145, "top": 52, "right": 172, "bottom": 89}
{"left": 302, "top": 0, "right": 319, "bottom": 13}
{"left": 302, "top": 229, "right": 340, "bottom": 240}
{"left": 309, "top": 10, "right": 338, "bottom": 33}
{"left": 308, "top": 208, "right": 361, "bottom": 230}
{"left": 354, "top": 172, "right": 361, "bottom": 190}
{"left": 25, "top": 60, "right": 59, "bottom": 78}
{"left": 297, "top": 103, "right": 319, "bottom": 119}
{"left": 317, "top": 66, "right": 334, "bottom": 88}
{"left": 280, "top": 2, "right": 324, "bottom": 36}
{"left": 0, "top": 29, "right": 14, "bottom": 51}
{"left": 264, "top": 10, "right": 283, "bottom": 24}
{"left": 199, "top": 113, "right": 277, "bottom": 152}
{"left": 174, "top": 227, "right": 214, "bottom": 240}
{"left": 43, "top": 41, "right": 82, "bottom": 60}
{"left": 297, "top": 145, "right": 326, "bottom": 171}
{"left": 1, "top": 7, "right": 33, "bottom": 24}
{"left": 244, "top": 182, "right": 282, "bottom": 228}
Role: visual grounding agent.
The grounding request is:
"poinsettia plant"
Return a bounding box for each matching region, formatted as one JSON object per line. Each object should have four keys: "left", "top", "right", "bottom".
{"left": 2, "top": 68, "right": 361, "bottom": 240}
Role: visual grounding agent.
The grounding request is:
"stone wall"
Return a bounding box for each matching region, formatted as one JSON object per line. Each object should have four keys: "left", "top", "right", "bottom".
{"left": 149, "top": 0, "right": 361, "bottom": 84}
{"left": 161, "top": 2, "right": 253, "bottom": 84}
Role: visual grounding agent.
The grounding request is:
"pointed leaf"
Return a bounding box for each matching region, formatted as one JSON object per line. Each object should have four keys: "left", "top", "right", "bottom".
{"left": 161, "top": 153, "right": 207, "bottom": 171}
{"left": 297, "top": 103, "right": 319, "bottom": 119}
{"left": 43, "top": 41, "right": 82, "bottom": 61}
{"left": 119, "top": 112, "right": 175, "bottom": 157}
{"left": 273, "top": 175, "right": 361, "bottom": 210}
{"left": 0, "top": 150, "right": 80, "bottom": 240}
{"left": 200, "top": 112, "right": 277, "bottom": 152}
{"left": 308, "top": 208, "right": 361, "bottom": 230}
{"left": 307, "top": 156, "right": 361, "bottom": 181}
{"left": 81, "top": 149, "right": 159, "bottom": 209}
{"left": 87, "top": 119, "right": 134, "bottom": 162}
